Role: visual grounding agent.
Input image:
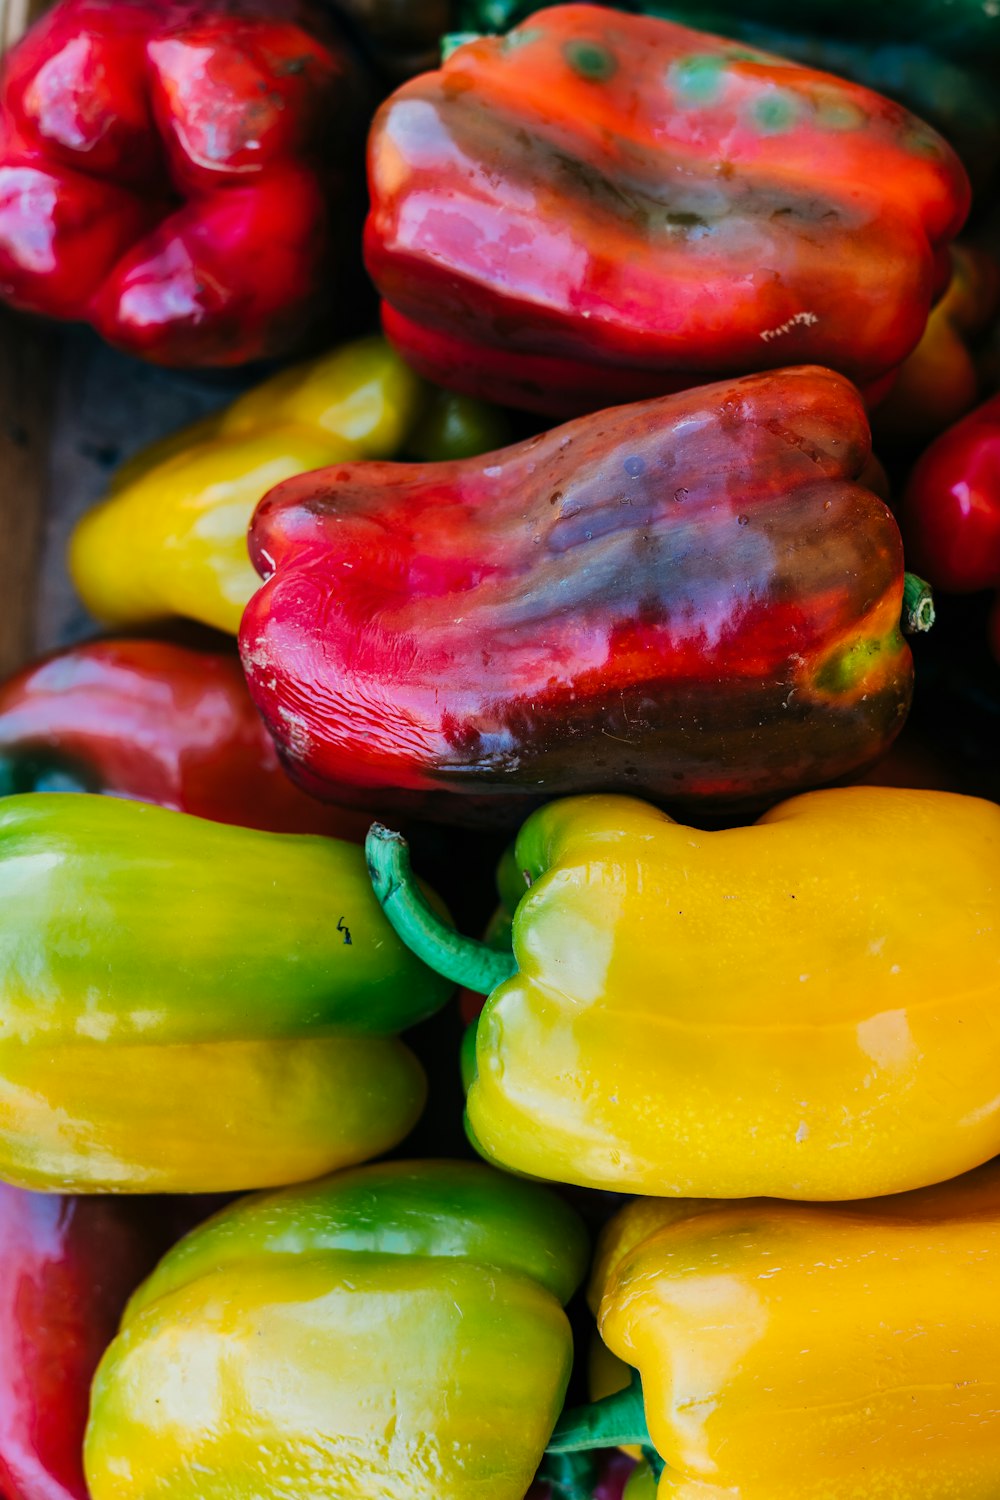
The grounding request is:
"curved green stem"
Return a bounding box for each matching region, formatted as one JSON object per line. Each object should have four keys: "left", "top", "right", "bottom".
{"left": 366, "top": 824, "right": 518, "bottom": 994}
{"left": 902, "top": 572, "right": 935, "bottom": 634}
{"left": 547, "top": 1369, "right": 653, "bottom": 1456}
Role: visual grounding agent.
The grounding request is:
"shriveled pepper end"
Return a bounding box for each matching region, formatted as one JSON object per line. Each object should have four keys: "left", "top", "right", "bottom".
{"left": 902, "top": 572, "right": 936, "bottom": 634}
{"left": 365, "top": 823, "right": 518, "bottom": 994}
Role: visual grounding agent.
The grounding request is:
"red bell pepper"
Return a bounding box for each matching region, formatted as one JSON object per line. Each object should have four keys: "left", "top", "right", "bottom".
{"left": 365, "top": 4, "right": 970, "bottom": 416}
{"left": 0, "top": 1187, "right": 169, "bottom": 1500}
{"left": 0, "top": 638, "right": 366, "bottom": 837}
{"left": 0, "top": 0, "right": 365, "bottom": 366}
{"left": 899, "top": 392, "right": 1000, "bottom": 595}
{"left": 240, "top": 365, "right": 926, "bottom": 824}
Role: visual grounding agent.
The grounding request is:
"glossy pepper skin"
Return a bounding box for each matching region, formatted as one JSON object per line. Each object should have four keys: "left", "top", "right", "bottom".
{"left": 0, "top": 1188, "right": 169, "bottom": 1500}
{"left": 899, "top": 393, "right": 1000, "bottom": 616}
{"left": 0, "top": 638, "right": 368, "bottom": 837}
{"left": 70, "top": 336, "right": 510, "bottom": 635}
{"left": 241, "top": 366, "right": 914, "bottom": 823}
{"left": 372, "top": 786, "right": 1000, "bottom": 1200}
{"left": 365, "top": 6, "right": 969, "bottom": 417}
{"left": 0, "top": 792, "right": 451, "bottom": 1192}
{"left": 84, "top": 1160, "right": 588, "bottom": 1500}
{"left": 0, "top": 0, "right": 365, "bottom": 366}
{"left": 587, "top": 1160, "right": 1000, "bottom": 1500}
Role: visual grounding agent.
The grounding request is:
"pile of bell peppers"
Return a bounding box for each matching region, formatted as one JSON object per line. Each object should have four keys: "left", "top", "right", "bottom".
{"left": 0, "top": 1, "right": 999, "bottom": 1498}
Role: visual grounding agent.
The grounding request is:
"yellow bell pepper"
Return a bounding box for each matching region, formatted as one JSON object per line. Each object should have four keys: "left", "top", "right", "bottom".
{"left": 368, "top": 786, "right": 1000, "bottom": 1201}
{"left": 69, "top": 336, "right": 508, "bottom": 634}
{"left": 874, "top": 243, "right": 1000, "bottom": 443}
{"left": 565, "top": 1161, "right": 1000, "bottom": 1500}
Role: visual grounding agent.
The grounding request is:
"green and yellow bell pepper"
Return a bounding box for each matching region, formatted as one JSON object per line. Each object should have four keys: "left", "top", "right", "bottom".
{"left": 369, "top": 785, "right": 1000, "bottom": 1201}
{"left": 84, "top": 1159, "right": 588, "bottom": 1500}
{"left": 68, "top": 335, "right": 508, "bottom": 635}
{"left": 0, "top": 793, "right": 451, "bottom": 1193}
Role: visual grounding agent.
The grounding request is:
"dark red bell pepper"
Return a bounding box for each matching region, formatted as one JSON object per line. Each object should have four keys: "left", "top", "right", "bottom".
{"left": 0, "top": 638, "right": 367, "bottom": 837}
{"left": 240, "top": 365, "right": 923, "bottom": 824}
{"left": 899, "top": 392, "right": 1000, "bottom": 595}
{"left": 0, "top": 0, "right": 365, "bottom": 366}
{"left": 365, "top": 4, "right": 970, "bottom": 417}
{"left": 0, "top": 1187, "right": 169, "bottom": 1500}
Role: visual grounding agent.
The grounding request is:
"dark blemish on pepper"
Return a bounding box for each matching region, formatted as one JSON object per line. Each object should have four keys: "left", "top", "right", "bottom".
{"left": 563, "top": 39, "right": 618, "bottom": 81}
{"left": 337, "top": 917, "right": 352, "bottom": 946}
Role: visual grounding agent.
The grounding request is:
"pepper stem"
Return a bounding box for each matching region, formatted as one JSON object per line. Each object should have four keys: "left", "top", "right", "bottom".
{"left": 366, "top": 824, "right": 518, "bottom": 994}
{"left": 902, "top": 572, "right": 935, "bottom": 634}
{"left": 536, "top": 1451, "right": 603, "bottom": 1500}
{"left": 547, "top": 1369, "right": 653, "bottom": 1457}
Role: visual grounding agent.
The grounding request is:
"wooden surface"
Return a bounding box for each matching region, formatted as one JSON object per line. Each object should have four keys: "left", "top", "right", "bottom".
{"left": 38, "top": 337, "right": 241, "bottom": 654}
{"left": 0, "top": 310, "right": 55, "bottom": 678}
{"left": 0, "top": 330, "right": 258, "bottom": 670}
{"left": 0, "top": 0, "right": 46, "bottom": 52}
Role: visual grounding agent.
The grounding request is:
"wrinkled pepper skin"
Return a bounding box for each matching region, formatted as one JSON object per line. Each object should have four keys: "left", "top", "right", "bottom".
{"left": 462, "top": 787, "right": 1000, "bottom": 1200}
{"left": 0, "top": 0, "right": 365, "bottom": 366}
{"left": 70, "top": 336, "right": 510, "bottom": 635}
{"left": 0, "top": 793, "right": 451, "bottom": 1192}
{"left": 366, "top": 6, "right": 969, "bottom": 417}
{"left": 84, "top": 1160, "right": 588, "bottom": 1500}
{"left": 0, "top": 1188, "right": 169, "bottom": 1500}
{"left": 591, "top": 1160, "right": 1000, "bottom": 1500}
{"left": 899, "top": 392, "right": 1000, "bottom": 596}
{"left": 0, "top": 638, "right": 368, "bottom": 837}
{"left": 241, "top": 367, "right": 913, "bottom": 823}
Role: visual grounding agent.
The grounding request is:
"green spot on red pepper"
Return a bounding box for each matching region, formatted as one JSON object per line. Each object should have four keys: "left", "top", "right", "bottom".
{"left": 815, "top": 96, "right": 867, "bottom": 131}
{"left": 563, "top": 39, "right": 617, "bottom": 81}
{"left": 905, "top": 123, "right": 946, "bottom": 158}
{"left": 814, "top": 628, "right": 903, "bottom": 695}
{"left": 753, "top": 91, "right": 800, "bottom": 133}
{"left": 668, "top": 54, "right": 724, "bottom": 104}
